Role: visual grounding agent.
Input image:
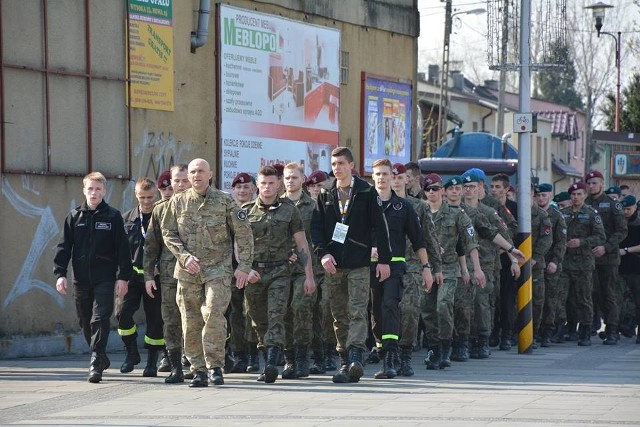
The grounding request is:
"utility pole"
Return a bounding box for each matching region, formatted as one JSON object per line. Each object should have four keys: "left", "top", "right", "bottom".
{"left": 436, "top": 0, "right": 452, "bottom": 146}
{"left": 496, "top": 1, "right": 509, "bottom": 137}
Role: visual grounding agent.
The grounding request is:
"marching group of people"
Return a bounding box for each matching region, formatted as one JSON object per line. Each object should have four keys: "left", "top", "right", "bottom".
{"left": 53, "top": 146, "right": 640, "bottom": 386}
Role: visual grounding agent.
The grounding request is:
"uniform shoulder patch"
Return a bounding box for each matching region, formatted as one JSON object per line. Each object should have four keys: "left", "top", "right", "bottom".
{"left": 594, "top": 214, "right": 602, "bottom": 224}
{"left": 466, "top": 225, "right": 475, "bottom": 237}
{"left": 615, "top": 202, "right": 622, "bottom": 211}
{"left": 393, "top": 202, "right": 403, "bottom": 210}
{"left": 543, "top": 225, "right": 552, "bottom": 235}
{"left": 237, "top": 209, "right": 248, "bottom": 221}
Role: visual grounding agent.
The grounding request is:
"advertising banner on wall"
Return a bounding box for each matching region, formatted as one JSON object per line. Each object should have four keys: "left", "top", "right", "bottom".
{"left": 127, "top": 0, "right": 174, "bottom": 111}
{"left": 219, "top": 5, "right": 340, "bottom": 190}
{"left": 362, "top": 74, "right": 412, "bottom": 174}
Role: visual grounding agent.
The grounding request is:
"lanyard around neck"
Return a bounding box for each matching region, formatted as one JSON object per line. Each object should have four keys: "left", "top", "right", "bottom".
{"left": 336, "top": 176, "right": 354, "bottom": 223}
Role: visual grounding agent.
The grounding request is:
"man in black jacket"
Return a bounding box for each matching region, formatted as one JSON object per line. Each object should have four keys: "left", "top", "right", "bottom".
{"left": 311, "top": 147, "right": 391, "bottom": 383}
{"left": 54, "top": 172, "right": 132, "bottom": 383}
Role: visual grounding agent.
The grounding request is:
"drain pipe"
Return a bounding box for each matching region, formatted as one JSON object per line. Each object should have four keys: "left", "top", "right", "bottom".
{"left": 501, "top": 132, "right": 512, "bottom": 159}
{"left": 190, "top": 0, "right": 211, "bottom": 53}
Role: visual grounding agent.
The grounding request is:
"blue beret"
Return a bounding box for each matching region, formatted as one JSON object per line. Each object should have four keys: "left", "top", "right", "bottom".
{"left": 537, "top": 183, "right": 553, "bottom": 193}
{"left": 621, "top": 195, "right": 636, "bottom": 207}
{"left": 463, "top": 168, "right": 486, "bottom": 181}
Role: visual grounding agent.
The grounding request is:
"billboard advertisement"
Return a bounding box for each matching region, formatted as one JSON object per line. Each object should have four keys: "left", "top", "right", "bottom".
{"left": 219, "top": 5, "right": 340, "bottom": 190}
{"left": 362, "top": 74, "right": 412, "bottom": 174}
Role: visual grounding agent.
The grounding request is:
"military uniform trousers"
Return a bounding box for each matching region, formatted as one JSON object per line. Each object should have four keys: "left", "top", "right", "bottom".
{"left": 284, "top": 271, "right": 319, "bottom": 348}
{"left": 421, "top": 275, "right": 459, "bottom": 345}
{"left": 593, "top": 265, "right": 623, "bottom": 328}
{"left": 74, "top": 281, "right": 116, "bottom": 354}
{"left": 471, "top": 272, "right": 495, "bottom": 338}
{"left": 454, "top": 277, "right": 476, "bottom": 337}
{"left": 620, "top": 273, "right": 640, "bottom": 330}
{"left": 161, "top": 282, "right": 182, "bottom": 351}
{"left": 399, "top": 270, "right": 422, "bottom": 348}
{"left": 560, "top": 268, "right": 593, "bottom": 325}
{"left": 542, "top": 268, "right": 562, "bottom": 330}
{"left": 325, "top": 266, "right": 370, "bottom": 352}
{"left": 370, "top": 264, "right": 405, "bottom": 349}
{"left": 229, "top": 281, "right": 258, "bottom": 353}
{"left": 117, "top": 277, "right": 164, "bottom": 348}
{"left": 177, "top": 274, "right": 232, "bottom": 372}
{"left": 310, "top": 274, "right": 334, "bottom": 353}
{"left": 532, "top": 266, "right": 546, "bottom": 337}
{"left": 244, "top": 263, "right": 291, "bottom": 350}
{"left": 499, "top": 253, "right": 517, "bottom": 335}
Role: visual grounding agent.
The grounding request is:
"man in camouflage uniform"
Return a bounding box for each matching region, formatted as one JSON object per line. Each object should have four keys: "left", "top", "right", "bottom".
{"left": 390, "top": 163, "right": 442, "bottom": 376}
{"left": 530, "top": 186, "right": 553, "bottom": 348}
{"left": 560, "top": 182, "right": 606, "bottom": 346}
{"left": 404, "top": 161, "right": 425, "bottom": 200}
{"left": 535, "top": 183, "right": 567, "bottom": 347}
{"left": 228, "top": 172, "right": 261, "bottom": 374}
{"left": 618, "top": 195, "right": 640, "bottom": 344}
{"left": 421, "top": 174, "right": 484, "bottom": 370}
{"left": 585, "top": 170, "right": 628, "bottom": 344}
{"left": 461, "top": 172, "right": 522, "bottom": 359}
{"left": 144, "top": 166, "right": 192, "bottom": 383}
{"left": 244, "top": 165, "right": 316, "bottom": 384}
{"left": 281, "top": 162, "right": 320, "bottom": 379}
{"left": 162, "top": 158, "right": 253, "bottom": 387}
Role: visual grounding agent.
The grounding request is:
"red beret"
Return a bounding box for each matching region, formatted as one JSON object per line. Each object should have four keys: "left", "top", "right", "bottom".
{"left": 585, "top": 170, "right": 603, "bottom": 180}
{"left": 392, "top": 163, "right": 407, "bottom": 175}
{"left": 232, "top": 172, "right": 252, "bottom": 187}
{"left": 305, "top": 170, "right": 328, "bottom": 186}
{"left": 568, "top": 181, "right": 586, "bottom": 194}
{"left": 157, "top": 171, "right": 172, "bottom": 189}
{"left": 273, "top": 163, "right": 285, "bottom": 177}
{"left": 423, "top": 173, "right": 442, "bottom": 188}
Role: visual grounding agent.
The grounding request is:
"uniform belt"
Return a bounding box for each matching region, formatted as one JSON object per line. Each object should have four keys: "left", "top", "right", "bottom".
{"left": 253, "top": 260, "right": 287, "bottom": 268}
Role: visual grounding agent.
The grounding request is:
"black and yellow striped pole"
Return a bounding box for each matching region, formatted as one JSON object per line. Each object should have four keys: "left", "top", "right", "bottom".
{"left": 516, "top": 232, "right": 533, "bottom": 353}
{"left": 515, "top": 0, "right": 533, "bottom": 355}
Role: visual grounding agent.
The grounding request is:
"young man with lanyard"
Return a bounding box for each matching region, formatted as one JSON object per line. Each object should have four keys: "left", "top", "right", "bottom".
{"left": 243, "top": 165, "right": 316, "bottom": 384}
{"left": 144, "top": 165, "right": 193, "bottom": 383}
{"left": 369, "top": 160, "right": 434, "bottom": 379}
{"left": 390, "top": 163, "right": 442, "bottom": 376}
{"left": 311, "top": 146, "right": 391, "bottom": 383}
{"left": 617, "top": 195, "right": 640, "bottom": 343}
{"left": 54, "top": 172, "right": 132, "bottom": 383}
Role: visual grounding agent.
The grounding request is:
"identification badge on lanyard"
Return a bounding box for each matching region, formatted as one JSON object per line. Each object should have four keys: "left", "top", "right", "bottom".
{"left": 332, "top": 222, "right": 349, "bottom": 244}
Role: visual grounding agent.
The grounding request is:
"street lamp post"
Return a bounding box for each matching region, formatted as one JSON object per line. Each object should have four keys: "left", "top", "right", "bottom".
{"left": 436, "top": 3, "right": 486, "bottom": 146}
{"left": 585, "top": 2, "right": 621, "bottom": 132}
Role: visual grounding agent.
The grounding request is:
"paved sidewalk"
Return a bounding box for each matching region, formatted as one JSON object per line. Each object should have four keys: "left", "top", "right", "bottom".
{"left": 0, "top": 337, "right": 639, "bottom": 426}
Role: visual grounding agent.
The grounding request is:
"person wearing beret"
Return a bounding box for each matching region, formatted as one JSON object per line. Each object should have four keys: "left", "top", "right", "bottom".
{"left": 585, "top": 170, "right": 628, "bottom": 345}
{"left": 617, "top": 195, "right": 640, "bottom": 344}
{"left": 604, "top": 186, "right": 622, "bottom": 202}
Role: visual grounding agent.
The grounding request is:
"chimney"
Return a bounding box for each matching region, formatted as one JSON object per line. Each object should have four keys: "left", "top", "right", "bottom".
{"left": 428, "top": 64, "right": 440, "bottom": 84}
{"left": 484, "top": 79, "right": 498, "bottom": 90}
{"left": 418, "top": 72, "right": 426, "bottom": 81}
{"left": 452, "top": 71, "right": 464, "bottom": 91}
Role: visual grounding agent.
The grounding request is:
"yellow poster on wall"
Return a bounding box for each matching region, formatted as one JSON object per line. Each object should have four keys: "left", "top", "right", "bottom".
{"left": 127, "top": 0, "right": 174, "bottom": 111}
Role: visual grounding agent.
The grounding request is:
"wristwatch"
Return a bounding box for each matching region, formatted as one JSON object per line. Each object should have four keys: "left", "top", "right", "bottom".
{"left": 423, "top": 262, "right": 433, "bottom": 270}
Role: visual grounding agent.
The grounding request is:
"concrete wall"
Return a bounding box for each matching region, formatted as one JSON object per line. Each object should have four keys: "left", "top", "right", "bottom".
{"left": 0, "top": 0, "right": 418, "bottom": 356}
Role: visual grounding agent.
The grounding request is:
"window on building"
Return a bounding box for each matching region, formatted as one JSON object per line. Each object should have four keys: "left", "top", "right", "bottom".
{"left": 543, "top": 137, "right": 548, "bottom": 170}
{"left": 1, "top": 1, "right": 128, "bottom": 177}
{"left": 535, "top": 136, "right": 542, "bottom": 169}
{"left": 340, "top": 50, "right": 349, "bottom": 85}
{"left": 472, "top": 121, "right": 478, "bottom": 132}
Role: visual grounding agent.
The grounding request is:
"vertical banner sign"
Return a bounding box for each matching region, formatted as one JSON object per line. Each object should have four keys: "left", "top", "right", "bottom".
{"left": 127, "top": 0, "right": 174, "bottom": 111}
{"left": 219, "top": 5, "right": 340, "bottom": 190}
{"left": 362, "top": 75, "right": 412, "bottom": 174}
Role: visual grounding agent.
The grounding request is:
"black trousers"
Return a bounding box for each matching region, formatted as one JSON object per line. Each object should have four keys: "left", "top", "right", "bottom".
{"left": 499, "top": 253, "right": 516, "bottom": 336}
{"left": 74, "top": 281, "right": 116, "bottom": 354}
{"left": 116, "top": 279, "right": 164, "bottom": 348}
{"left": 370, "top": 264, "right": 405, "bottom": 350}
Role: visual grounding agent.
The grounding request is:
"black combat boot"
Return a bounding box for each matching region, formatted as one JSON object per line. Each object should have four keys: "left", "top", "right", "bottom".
{"left": 425, "top": 345, "right": 441, "bottom": 370}
{"left": 263, "top": 346, "right": 280, "bottom": 384}
{"left": 452, "top": 336, "right": 469, "bottom": 362}
{"left": 157, "top": 348, "right": 171, "bottom": 372}
{"left": 120, "top": 337, "right": 141, "bottom": 373}
{"left": 324, "top": 344, "right": 338, "bottom": 371}
{"left": 450, "top": 338, "right": 460, "bottom": 362}
{"left": 603, "top": 324, "right": 619, "bottom": 345}
{"left": 231, "top": 351, "right": 248, "bottom": 373}
{"left": 309, "top": 347, "right": 326, "bottom": 374}
{"left": 365, "top": 346, "right": 380, "bottom": 364}
{"left": 499, "top": 332, "right": 512, "bottom": 351}
{"left": 566, "top": 323, "right": 579, "bottom": 341}
{"left": 489, "top": 327, "right": 500, "bottom": 347}
{"left": 540, "top": 328, "right": 552, "bottom": 347}
{"left": 398, "top": 346, "right": 414, "bottom": 376}
{"left": 478, "top": 336, "right": 491, "bottom": 359}
{"left": 331, "top": 350, "right": 349, "bottom": 383}
{"left": 165, "top": 349, "right": 184, "bottom": 384}
{"left": 374, "top": 348, "right": 397, "bottom": 379}
{"left": 281, "top": 349, "right": 297, "bottom": 379}
{"left": 189, "top": 370, "right": 208, "bottom": 387}
{"left": 294, "top": 345, "right": 310, "bottom": 378}
{"left": 551, "top": 323, "right": 566, "bottom": 343}
{"left": 88, "top": 352, "right": 104, "bottom": 383}
{"left": 209, "top": 367, "right": 224, "bottom": 385}
{"left": 246, "top": 346, "right": 261, "bottom": 373}
{"left": 182, "top": 352, "right": 191, "bottom": 368}
{"left": 347, "top": 347, "right": 364, "bottom": 383}
{"left": 577, "top": 324, "right": 591, "bottom": 346}
{"left": 439, "top": 340, "right": 452, "bottom": 369}
{"left": 469, "top": 337, "right": 480, "bottom": 359}
{"left": 142, "top": 348, "right": 159, "bottom": 377}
